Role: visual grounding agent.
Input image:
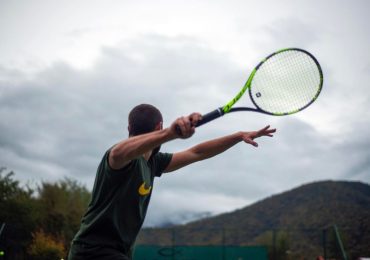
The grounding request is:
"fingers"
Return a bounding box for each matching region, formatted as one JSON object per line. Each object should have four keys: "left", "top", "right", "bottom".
{"left": 245, "top": 139, "right": 258, "bottom": 147}
{"left": 175, "top": 113, "right": 202, "bottom": 138}
{"left": 257, "top": 125, "right": 276, "bottom": 137}
{"left": 242, "top": 125, "right": 276, "bottom": 146}
{"left": 178, "top": 116, "right": 192, "bottom": 133}
{"left": 260, "top": 125, "right": 271, "bottom": 132}
{"left": 189, "top": 112, "right": 202, "bottom": 126}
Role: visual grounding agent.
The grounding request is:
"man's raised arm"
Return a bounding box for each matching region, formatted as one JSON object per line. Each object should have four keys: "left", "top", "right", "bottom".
{"left": 109, "top": 113, "right": 202, "bottom": 170}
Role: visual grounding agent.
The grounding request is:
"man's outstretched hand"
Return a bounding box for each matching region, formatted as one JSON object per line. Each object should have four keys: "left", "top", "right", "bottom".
{"left": 241, "top": 125, "right": 276, "bottom": 147}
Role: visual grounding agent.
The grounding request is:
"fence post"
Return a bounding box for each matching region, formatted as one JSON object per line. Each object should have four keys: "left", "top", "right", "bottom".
{"left": 172, "top": 228, "right": 175, "bottom": 260}
{"left": 0, "top": 223, "right": 5, "bottom": 238}
{"left": 222, "top": 228, "right": 226, "bottom": 260}
{"left": 322, "top": 228, "right": 327, "bottom": 260}
{"left": 272, "top": 229, "right": 277, "bottom": 260}
{"left": 333, "top": 225, "right": 348, "bottom": 260}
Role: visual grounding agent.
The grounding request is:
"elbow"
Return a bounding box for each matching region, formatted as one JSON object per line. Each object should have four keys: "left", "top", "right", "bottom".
{"left": 109, "top": 146, "right": 131, "bottom": 170}
{"left": 110, "top": 146, "right": 125, "bottom": 162}
{"left": 110, "top": 144, "right": 135, "bottom": 162}
{"left": 108, "top": 148, "right": 119, "bottom": 166}
{"left": 110, "top": 146, "right": 119, "bottom": 158}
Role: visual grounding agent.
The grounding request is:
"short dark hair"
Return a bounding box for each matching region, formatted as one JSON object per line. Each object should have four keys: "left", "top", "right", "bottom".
{"left": 128, "top": 104, "right": 163, "bottom": 136}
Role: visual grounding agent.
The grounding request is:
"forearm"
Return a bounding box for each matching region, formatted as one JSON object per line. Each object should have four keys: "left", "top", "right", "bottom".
{"left": 111, "top": 128, "right": 176, "bottom": 163}
{"left": 190, "top": 132, "right": 243, "bottom": 161}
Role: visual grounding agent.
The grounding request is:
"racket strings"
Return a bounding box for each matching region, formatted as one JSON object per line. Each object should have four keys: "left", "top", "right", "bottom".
{"left": 264, "top": 52, "right": 317, "bottom": 111}
{"left": 257, "top": 52, "right": 319, "bottom": 112}
{"left": 251, "top": 50, "right": 322, "bottom": 114}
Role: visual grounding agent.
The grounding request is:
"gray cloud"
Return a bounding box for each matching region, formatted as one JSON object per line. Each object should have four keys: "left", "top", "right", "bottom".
{"left": 264, "top": 19, "right": 320, "bottom": 48}
{"left": 1, "top": 0, "right": 370, "bottom": 226}
{"left": 0, "top": 35, "right": 243, "bottom": 185}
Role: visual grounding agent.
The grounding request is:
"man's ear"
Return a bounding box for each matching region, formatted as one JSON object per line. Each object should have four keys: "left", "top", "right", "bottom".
{"left": 155, "top": 121, "right": 163, "bottom": 131}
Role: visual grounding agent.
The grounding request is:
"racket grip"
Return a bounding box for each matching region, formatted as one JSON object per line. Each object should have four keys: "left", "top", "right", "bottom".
{"left": 196, "top": 108, "right": 224, "bottom": 127}
{"left": 175, "top": 108, "right": 224, "bottom": 136}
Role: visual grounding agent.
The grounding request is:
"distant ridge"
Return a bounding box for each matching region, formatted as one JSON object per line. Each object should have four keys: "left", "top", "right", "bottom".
{"left": 137, "top": 180, "right": 370, "bottom": 258}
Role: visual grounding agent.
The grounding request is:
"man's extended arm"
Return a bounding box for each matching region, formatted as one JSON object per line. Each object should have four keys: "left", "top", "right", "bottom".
{"left": 164, "top": 125, "right": 276, "bottom": 173}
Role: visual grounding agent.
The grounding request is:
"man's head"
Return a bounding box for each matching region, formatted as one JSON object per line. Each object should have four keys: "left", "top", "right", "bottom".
{"left": 128, "top": 104, "right": 163, "bottom": 137}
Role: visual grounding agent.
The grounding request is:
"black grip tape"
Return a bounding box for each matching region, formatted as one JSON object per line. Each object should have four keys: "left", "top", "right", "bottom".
{"left": 175, "top": 108, "right": 224, "bottom": 135}
{"left": 195, "top": 108, "right": 224, "bottom": 127}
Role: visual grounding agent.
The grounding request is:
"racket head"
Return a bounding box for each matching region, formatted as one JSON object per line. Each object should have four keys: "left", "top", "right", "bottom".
{"left": 248, "top": 48, "right": 323, "bottom": 115}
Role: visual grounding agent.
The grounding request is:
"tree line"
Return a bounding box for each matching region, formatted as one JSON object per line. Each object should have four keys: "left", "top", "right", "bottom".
{"left": 0, "top": 167, "right": 90, "bottom": 260}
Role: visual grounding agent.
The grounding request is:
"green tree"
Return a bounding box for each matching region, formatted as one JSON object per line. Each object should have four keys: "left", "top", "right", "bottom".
{"left": 0, "top": 168, "right": 39, "bottom": 259}
{"left": 254, "top": 230, "right": 291, "bottom": 260}
{"left": 37, "top": 177, "right": 90, "bottom": 251}
{"left": 0, "top": 168, "right": 91, "bottom": 259}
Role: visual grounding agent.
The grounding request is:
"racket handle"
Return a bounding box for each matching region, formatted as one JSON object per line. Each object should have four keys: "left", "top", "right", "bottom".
{"left": 195, "top": 108, "right": 224, "bottom": 127}
{"left": 175, "top": 108, "right": 224, "bottom": 136}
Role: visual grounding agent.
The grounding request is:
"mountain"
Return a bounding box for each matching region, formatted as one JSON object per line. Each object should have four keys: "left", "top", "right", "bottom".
{"left": 145, "top": 211, "right": 213, "bottom": 228}
{"left": 137, "top": 180, "right": 370, "bottom": 259}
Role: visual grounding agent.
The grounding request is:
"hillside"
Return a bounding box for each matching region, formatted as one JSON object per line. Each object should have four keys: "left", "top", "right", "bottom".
{"left": 137, "top": 180, "right": 370, "bottom": 258}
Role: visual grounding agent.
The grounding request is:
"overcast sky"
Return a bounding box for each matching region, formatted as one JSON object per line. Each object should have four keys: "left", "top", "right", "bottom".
{"left": 1, "top": 0, "right": 369, "bottom": 227}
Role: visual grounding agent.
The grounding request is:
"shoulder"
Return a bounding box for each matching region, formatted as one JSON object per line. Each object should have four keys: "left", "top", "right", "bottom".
{"left": 150, "top": 152, "right": 173, "bottom": 168}
{"left": 151, "top": 152, "right": 173, "bottom": 161}
{"left": 101, "top": 148, "right": 138, "bottom": 176}
{"left": 150, "top": 152, "right": 173, "bottom": 177}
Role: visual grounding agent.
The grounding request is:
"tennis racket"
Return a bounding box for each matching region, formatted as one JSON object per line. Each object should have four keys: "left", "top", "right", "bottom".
{"left": 195, "top": 48, "right": 323, "bottom": 127}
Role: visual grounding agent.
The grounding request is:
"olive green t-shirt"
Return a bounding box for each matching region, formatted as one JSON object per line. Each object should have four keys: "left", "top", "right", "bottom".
{"left": 72, "top": 149, "right": 172, "bottom": 255}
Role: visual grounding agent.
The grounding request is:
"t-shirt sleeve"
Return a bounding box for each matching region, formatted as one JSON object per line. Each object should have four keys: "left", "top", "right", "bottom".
{"left": 102, "top": 149, "right": 134, "bottom": 180}
{"left": 151, "top": 152, "right": 173, "bottom": 177}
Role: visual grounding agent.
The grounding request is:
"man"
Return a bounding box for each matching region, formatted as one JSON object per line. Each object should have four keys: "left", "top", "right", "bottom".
{"left": 69, "top": 104, "right": 276, "bottom": 260}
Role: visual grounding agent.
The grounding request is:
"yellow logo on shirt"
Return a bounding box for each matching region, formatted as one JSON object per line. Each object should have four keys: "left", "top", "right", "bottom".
{"left": 138, "top": 182, "right": 152, "bottom": 196}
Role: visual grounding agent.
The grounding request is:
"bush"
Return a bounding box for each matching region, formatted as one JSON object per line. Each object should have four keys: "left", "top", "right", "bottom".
{"left": 27, "top": 229, "right": 65, "bottom": 260}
